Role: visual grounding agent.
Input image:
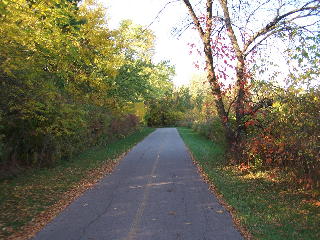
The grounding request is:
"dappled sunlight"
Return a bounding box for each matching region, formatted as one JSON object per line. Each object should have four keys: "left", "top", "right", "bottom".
{"left": 240, "top": 171, "right": 278, "bottom": 182}
{"left": 129, "top": 182, "right": 174, "bottom": 189}
{"left": 230, "top": 166, "right": 282, "bottom": 184}
{"left": 147, "top": 181, "right": 173, "bottom": 187}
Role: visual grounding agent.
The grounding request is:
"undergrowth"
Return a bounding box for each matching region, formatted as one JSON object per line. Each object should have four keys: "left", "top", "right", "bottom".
{"left": 0, "top": 127, "right": 155, "bottom": 239}
{"left": 178, "top": 127, "right": 320, "bottom": 240}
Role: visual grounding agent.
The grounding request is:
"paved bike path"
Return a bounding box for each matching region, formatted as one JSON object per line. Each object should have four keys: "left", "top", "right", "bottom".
{"left": 33, "top": 128, "right": 242, "bottom": 240}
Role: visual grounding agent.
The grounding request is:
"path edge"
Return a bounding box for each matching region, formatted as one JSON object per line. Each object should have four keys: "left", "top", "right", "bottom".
{"left": 177, "top": 128, "right": 253, "bottom": 240}
{"left": 7, "top": 130, "right": 156, "bottom": 240}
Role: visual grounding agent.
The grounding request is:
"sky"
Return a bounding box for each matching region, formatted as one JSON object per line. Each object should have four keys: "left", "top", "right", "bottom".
{"left": 100, "top": 0, "right": 201, "bottom": 86}
{"left": 99, "top": 0, "right": 313, "bottom": 89}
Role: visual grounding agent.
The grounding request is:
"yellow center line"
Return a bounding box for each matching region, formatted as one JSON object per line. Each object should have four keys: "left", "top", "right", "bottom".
{"left": 125, "top": 142, "right": 164, "bottom": 240}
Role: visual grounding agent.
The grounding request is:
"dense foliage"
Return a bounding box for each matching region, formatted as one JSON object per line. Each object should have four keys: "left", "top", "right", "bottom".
{"left": 0, "top": 0, "right": 174, "bottom": 175}
{"left": 242, "top": 84, "right": 320, "bottom": 187}
{"left": 179, "top": 0, "right": 320, "bottom": 174}
{"left": 173, "top": 0, "right": 320, "bottom": 188}
{"left": 175, "top": 71, "right": 319, "bottom": 187}
{"left": 145, "top": 87, "right": 192, "bottom": 127}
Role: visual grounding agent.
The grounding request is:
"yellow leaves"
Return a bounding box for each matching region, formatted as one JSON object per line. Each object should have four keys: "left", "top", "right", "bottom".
{"left": 117, "top": 20, "right": 156, "bottom": 61}
{"left": 1, "top": 0, "right": 9, "bottom": 5}
{"left": 133, "top": 102, "right": 147, "bottom": 121}
{"left": 0, "top": 0, "right": 160, "bottom": 181}
{"left": 272, "top": 101, "right": 285, "bottom": 116}
{"left": 1, "top": 1, "right": 72, "bottom": 74}
{"left": 272, "top": 101, "right": 281, "bottom": 108}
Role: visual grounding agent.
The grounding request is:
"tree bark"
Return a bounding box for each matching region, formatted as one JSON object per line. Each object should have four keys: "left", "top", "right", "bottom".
{"left": 181, "top": 0, "right": 320, "bottom": 162}
{"left": 218, "top": 0, "right": 246, "bottom": 136}
{"left": 182, "top": 0, "right": 235, "bottom": 147}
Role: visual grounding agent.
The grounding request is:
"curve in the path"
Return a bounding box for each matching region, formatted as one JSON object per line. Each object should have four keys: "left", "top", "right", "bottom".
{"left": 33, "top": 128, "right": 242, "bottom": 240}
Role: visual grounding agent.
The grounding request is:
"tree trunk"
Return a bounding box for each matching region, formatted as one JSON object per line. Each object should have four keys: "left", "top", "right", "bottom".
{"left": 182, "top": 0, "right": 237, "bottom": 152}
{"left": 218, "top": 0, "right": 247, "bottom": 161}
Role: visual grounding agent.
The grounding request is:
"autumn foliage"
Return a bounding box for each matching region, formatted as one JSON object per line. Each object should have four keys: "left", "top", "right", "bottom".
{"left": 180, "top": 74, "right": 320, "bottom": 188}
{"left": 179, "top": 0, "right": 320, "bottom": 188}
{"left": 241, "top": 87, "right": 320, "bottom": 187}
{"left": 0, "top": 0, "right": 173, "bottom": 176}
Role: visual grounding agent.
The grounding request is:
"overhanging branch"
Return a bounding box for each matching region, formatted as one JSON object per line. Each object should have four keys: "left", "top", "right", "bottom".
{"left": 243, "top": 1, "right": 320, "bottom": 54}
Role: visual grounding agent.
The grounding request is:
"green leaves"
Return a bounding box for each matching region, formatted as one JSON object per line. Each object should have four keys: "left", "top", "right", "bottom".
{"left": 0, "top": 0, "right": 174, "bottom": 168}
{"left": 288, "top": 34, "right": 320, "bottom": 86}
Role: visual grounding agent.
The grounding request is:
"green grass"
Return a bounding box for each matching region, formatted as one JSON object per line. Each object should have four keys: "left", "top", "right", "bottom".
{"left": 178, "top": 127, "right": 320, "bottom": 240}
{"left": 0, "top": 127, "right": 155, "bottom": 238}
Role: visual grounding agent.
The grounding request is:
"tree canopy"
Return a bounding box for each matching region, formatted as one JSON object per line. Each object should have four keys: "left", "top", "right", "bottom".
{"left": 0, "top": 0, "right": 175, "bottom": 171}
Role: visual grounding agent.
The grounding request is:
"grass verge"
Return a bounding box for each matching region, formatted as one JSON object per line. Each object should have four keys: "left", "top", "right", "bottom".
{"left": 178, "top": 127, "right": 320, "bottom": 240}
{"left": 0, "top": 127, "right": 155, "bottom": 240}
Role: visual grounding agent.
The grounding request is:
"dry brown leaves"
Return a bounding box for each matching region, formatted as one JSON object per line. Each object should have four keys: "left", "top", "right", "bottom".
{"left": 6, "top": 152, "right": 127, "bottom": 240}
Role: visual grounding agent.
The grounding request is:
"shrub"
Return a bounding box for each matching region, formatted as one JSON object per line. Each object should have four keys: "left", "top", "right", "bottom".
{"left": 242, "top": 87, "right": 320, "bottom": 187}
{"left": 109, "top": 114, "right": 139, "bottom": 138}
{"left": 192, "top": 117, "right": 227, "bottom": 146}
{"left": 0, "top": 97, "right": 140, "bottom": 176}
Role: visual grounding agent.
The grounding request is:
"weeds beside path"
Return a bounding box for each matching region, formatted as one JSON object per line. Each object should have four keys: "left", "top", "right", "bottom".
{"left": 0, "top": 127, "right": 155, "bottom": 240}
{"left": 178, "top": 127, "right": 320, "bottom": 240}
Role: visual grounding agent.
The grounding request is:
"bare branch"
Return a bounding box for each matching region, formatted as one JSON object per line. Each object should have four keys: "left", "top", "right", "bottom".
{"left": 182, "top": 0, "right": 205, "bottom": 40}
{"left": 245, "top": 0, "right": 273, "bottom": 28}
{"left": 218, "top": 0, "right": 243, "bottom": 59}
{"left": 205, "top": 0, "right": 213, "bottom": 39}
{"left": 172, "top": 20, "right": 193, "bottom": 38}
{"left": 244, "top": 28, "right": 284, "bottom": 57}
{"left": 226, "top": 96, "right": 237, "bottom": 117}
{"left": 243, "top": 1, "right": 320, "bottom": 54}
{"left": 144, "top": 0, "right": 180, "bottom": 30}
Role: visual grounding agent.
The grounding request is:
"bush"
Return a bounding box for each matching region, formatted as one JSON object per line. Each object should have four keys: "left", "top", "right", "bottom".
{"left": 192, "top": 117, "right": 227, "bottom": 146}
{"left": 0, "top": 97, "right": 140, "bottom": 176}
{"left": 109, "top": 114, "right": 139, "bottom": 139}
{"left": 242, "top": 87, "right": 320, "bottom": 187}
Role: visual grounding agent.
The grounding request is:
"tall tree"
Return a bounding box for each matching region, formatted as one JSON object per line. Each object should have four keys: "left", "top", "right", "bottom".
{"left": 0, "top": 0, "right": 175, "bottom": 168}
{"left": 181, "top": 0, "right": 320, "bottom": 156}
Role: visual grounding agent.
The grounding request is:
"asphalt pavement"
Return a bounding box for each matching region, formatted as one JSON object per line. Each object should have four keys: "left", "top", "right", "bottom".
{"left": 33, "top": 128, "right": 242, "bottom": 240}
